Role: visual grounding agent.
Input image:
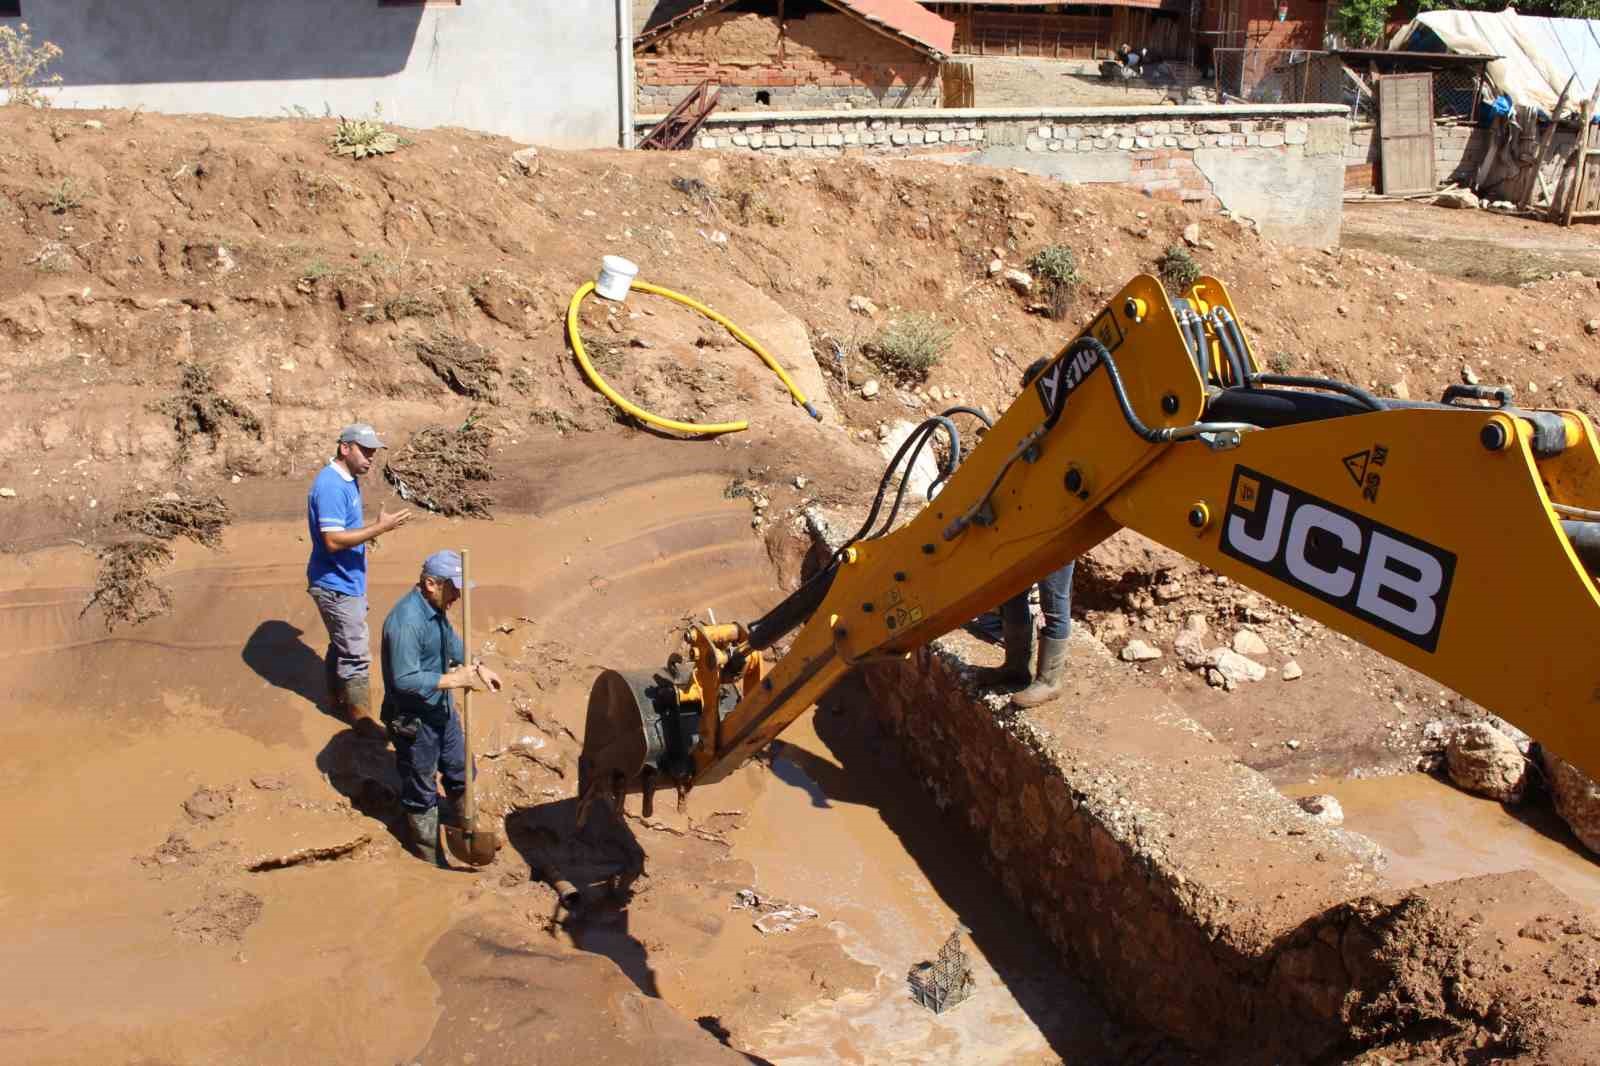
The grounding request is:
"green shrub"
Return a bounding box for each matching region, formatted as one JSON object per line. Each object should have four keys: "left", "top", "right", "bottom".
{"left": 867, "top": 314, "right": 953, "bottom": 383}
{"left": 1157, "top": 245, "right": 1201, "bottom": 294}
{"left": 329, "top": 112, "right": 404, "bottom": 159}
{"left": 1027, "top": 245, "right": 1079, "bottom": 320}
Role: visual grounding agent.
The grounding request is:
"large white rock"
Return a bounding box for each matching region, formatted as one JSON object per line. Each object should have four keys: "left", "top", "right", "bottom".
{"left": 877, "top": 420, "right": 943, "bottom": 504}
{"left": 1120, "top": 639, "right": 1162, "bottom": 662}
{"left": 1231, "top": 629, "right": 1269, "bottom": 657}
{"left": 1174, "top": 613, "right": 1210, "bottom": 668}
{"left": 1543, "top": 750, "right": 1600, "bottom": 855}
{"left": 1206, "top": 647, "right": 1267, "bottom": 688}
{"left": 1445, "top": 721, "right": 1527, "bottom": 803}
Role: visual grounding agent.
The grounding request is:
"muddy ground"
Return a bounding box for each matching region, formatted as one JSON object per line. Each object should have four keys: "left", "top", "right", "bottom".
{"left": 0, "top": 107, "right": 1597, "bottom": 1064}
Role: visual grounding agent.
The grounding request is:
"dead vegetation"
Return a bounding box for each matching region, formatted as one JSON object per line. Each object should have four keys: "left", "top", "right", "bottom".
{"left": 382, "top": 417, "right": 495, "bottom": 517}
{"left": 84, "top": 493, "right": 234, "bottom": 629}
{"left": 414, "top": 331, "right": 501, "bottom": 401}
{"left": 149, "top": 362, "right": 263, "bottom": 463}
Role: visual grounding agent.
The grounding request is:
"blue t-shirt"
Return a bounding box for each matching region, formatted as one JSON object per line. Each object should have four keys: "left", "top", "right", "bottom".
{"left": 306, "top": 462, "right": 366, "bottom": 596}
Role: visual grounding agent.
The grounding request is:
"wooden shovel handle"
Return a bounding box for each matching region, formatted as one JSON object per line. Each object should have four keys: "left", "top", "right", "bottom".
{"left": 460, "top": 547, "right": 475, "bottom": 825}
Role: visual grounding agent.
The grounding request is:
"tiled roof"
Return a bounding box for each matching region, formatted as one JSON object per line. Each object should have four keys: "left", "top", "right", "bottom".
{"left": 635, "top": 0, "right": 955, "bottom": 59}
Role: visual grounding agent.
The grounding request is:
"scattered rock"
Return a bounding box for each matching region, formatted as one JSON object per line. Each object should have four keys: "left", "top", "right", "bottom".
{"left": 183, "top": 786, "right": 233, "bottom": 822}
{"left": 1392, "top": 292, "right": 1408, "bottom": 304}
{"left": 848, "top": 294, "right": 879, "bottom": 316}
{"left": 1182, "top": 222, "right": 1201, "bottom": 247}
{"left": 1432, "top": 188, "right": 1480, "bottom": 210}
{"left": 1461, "top": 365, "right": 1480, "bottom": 385}
{"left": 1286, "top": 738, "right": 1302, "bottom": 750}
{"left": 1390, "top": 380, "right": 1410, "bottom": 400}
{"left": 1445, "top": 721, "right": 1527, "bottom": 803}
{"left": 1531, "top": 340, "right": 1547, "bottom": 354}
{"left": 1281, "top": 661, "right": 1303, "bottom": 681}
{"left": 860, "top": 379, "right": 880, "bottom": 399}
{"left": 987, "top": 258, "right": 1003, "bottom": 276}
{"left": 1174, "top": 613, "right": 1210, "bottom": 668}
{"left": 1543, "top": 750, "right": 1600, "bottom": 855}
{"left": 1297, "top": 794, "right": 1344, "bottom": 825}
{"left": 0, "top": 487, "right": 14, "bottom": 499}
{"left": 1231, "top": 629, "right": 1269, "bottom": 657}
{"left": 793, "top": 475, "right": 808, "bottom": 490}
{"left": 510, "top": 146, "right": 540, "bottom": 175}
{"left": 82, "top": 119, "right": 104, "bottom": 130}
{"left": 1003, "top": 269, "right": 1033, "bottom": 294}
{"left": 1586, "top": 319, "right": 1599, "bottom": 336}
{"left": 251, "top": 774, "right": 290, "bottom": 791}
{"left": 1206, "top": 647, "right": 1267, "bottom": 688}
{"left": 1120, "top": 639, "right": 1163, "bottom": 662}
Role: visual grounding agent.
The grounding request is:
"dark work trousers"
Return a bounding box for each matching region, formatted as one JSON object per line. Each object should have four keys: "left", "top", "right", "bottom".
{"left": 392, "top": 709, "right": 466, "bottom": 813}
{"left": 999, "top": 561, "right": 1076, "bottom": 641}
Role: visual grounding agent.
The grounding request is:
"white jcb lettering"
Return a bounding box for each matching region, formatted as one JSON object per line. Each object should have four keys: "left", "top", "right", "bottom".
{"left": 1284, "top": 504, "right": 1360, "bottom": 598}
{"left": 1356, "top": 531, "right": 1444, "bottom": 637}
{"left": 1225, "top": 488, "right": 1288, "bottom": 563}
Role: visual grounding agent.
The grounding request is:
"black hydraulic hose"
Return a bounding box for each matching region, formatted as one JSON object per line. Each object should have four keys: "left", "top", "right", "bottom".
{"left": 1076, "top": 337, "right": 1179, "bottom": 443}
{"left": 1248, "top": 374, "right": 1386, "bottom": 411}
{"left": 747, "top": 561, "right": 839, "bottom": 650}
{"left": 1209, "top": 311, "right": 1251, "bottom": 388}
{"left": 1563, "top": 520, "right": 1600, "bottom": 577}
{"left": 870, "top": 416, "right": 959, "bottom": 540}
{"left": 939, "top": 404, "right": 993, "bottom": 428}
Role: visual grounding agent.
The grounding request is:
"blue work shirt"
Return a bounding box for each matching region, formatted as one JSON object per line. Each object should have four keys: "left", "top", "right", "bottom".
{"left": 306, "top": 461, "right": 366, "bottom": 596}
{"left": 381, "top": 586, "right": 466, "bottom": 724}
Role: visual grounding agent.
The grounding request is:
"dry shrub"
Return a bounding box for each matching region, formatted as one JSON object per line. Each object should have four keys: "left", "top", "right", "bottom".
{"left": 0, "top": 23, "right": 62, "bottom": 108}
{"left": 150, "top": 362, "right": 264, "bottom": 463}
{"left": 83, "top": 493, "right": 235, "bottom": 630}
{"left": 114, "top": 494, "right": 231, "bottom": 548}
{"left": 866, "top": 314, "right": 953, "bottom": 383}
{"left": 84, "top": 540, "right": 174, "bottom": 629}
{"left": 1157, "top": 245, "right": 1201, "bottom": 295}
{"left": 415, "top": 332, "right": 501, "bottom": 401}
{"left": 383, "top": 418, "right": 495, "bottom": 518}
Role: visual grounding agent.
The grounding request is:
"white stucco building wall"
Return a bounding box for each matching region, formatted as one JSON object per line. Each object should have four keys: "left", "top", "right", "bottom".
{"left": 2, "top": 0, "right": 630, "bottom": 149}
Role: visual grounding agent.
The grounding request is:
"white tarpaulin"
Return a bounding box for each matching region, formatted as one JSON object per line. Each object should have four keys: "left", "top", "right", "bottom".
{"left": 1390, "top": 8, "right": 1600, "bottom": 117}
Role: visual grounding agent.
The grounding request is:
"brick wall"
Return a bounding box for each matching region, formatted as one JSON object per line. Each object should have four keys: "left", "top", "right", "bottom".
{"left": 637, "top": 10, "right": 941, "bottom": 113}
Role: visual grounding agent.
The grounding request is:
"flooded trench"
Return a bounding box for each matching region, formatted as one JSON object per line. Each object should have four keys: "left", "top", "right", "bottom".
{"left": 0, "top": 438, "right": 1163, "bottom": 1065}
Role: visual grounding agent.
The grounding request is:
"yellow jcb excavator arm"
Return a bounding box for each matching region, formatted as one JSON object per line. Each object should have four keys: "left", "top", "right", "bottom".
{"left": 578, "top": 274, "right": 1600, "bottom": 820}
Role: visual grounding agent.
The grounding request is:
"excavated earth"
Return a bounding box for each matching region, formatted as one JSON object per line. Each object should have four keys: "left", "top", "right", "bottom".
{"left": 0, "top": 107, "right": 1598, "bottom": 1064}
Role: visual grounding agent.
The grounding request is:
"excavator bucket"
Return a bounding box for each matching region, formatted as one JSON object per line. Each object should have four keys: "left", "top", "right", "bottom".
{"left": 577, "top": 669, "right": 658, "bottom": 812}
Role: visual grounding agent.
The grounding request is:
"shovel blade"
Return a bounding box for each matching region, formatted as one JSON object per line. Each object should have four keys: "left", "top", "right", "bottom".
{"left": 442, "top": 817, "right": 501, "bottom": 867}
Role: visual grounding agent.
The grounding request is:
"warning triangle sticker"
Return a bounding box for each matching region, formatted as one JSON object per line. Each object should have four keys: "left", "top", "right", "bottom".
{"left": 1342, "top": 449, "right": 1371, "bottom": 487}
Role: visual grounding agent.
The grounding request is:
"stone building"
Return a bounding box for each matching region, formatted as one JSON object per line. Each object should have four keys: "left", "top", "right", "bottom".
{"left": 634, "top": 0, "right": 956, "bottom": 113}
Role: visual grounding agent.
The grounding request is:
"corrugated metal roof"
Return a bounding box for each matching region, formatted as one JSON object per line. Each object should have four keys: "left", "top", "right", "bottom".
{"left": 635, "top": 0, "right": 956, "bottom": 58}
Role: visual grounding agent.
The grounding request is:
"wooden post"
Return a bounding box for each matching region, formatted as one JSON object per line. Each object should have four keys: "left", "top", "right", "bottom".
{"left": 1520, "top": 73, "right": 1574, "bottom": 211}
{"left": 776, "top": 0, "right": 785, "bottom": 64}
{"left": 1555, "top": 80, "right": 1600, "bottom": 225}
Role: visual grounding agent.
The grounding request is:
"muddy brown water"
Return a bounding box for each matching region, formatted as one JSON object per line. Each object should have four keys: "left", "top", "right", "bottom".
{"left": 0, "top": 444, "right": 1151, "bottom": 1065}
{"left": 1289, "top": 773, "right": 1600, "bottom": 913}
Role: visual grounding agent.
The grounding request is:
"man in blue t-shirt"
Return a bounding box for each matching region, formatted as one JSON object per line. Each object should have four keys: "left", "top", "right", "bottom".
{"left": 307, "top": 423, "right": 412, "bottom": 737}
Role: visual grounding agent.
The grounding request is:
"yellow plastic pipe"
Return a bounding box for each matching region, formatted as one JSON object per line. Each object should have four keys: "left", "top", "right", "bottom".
{"left": 566, "top": 279, "right": 823, "bottom": 437}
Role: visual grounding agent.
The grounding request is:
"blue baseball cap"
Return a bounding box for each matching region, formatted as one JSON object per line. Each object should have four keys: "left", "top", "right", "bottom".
{"left": 421, "top": 550, "right": 475, "bottom": 590}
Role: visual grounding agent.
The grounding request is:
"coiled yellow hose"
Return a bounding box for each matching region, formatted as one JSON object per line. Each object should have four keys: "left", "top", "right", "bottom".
{"left": 566, "top": 279, "right": 823, "bottom": 436}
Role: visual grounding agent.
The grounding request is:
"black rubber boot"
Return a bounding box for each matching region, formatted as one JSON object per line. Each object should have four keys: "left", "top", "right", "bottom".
{"left": 1011, "top": 636, "right": 1070, "bottom": 709}
{"left": 325, "top": 659, "right": 346, "bottom": 715}
{"left": 406, "top": 807, "right": 446, "bottom": 867}
{"left": 973, "top": 613, "right": 1035, "bottom": 689}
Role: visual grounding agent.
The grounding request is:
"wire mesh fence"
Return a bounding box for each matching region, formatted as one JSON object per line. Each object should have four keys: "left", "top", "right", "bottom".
{"left": 1212, "top": 49, "right": 1487, "bottom": 125}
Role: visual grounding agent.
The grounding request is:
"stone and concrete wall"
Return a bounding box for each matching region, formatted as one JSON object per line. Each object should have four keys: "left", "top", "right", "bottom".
{"left": 636, "top": 10, "right": 939, "bottom": 113}
{"left": 636, "top": 104, "right": 1348, "bottom": 245}
{"left": 1346, "top": 122, "right": 1495, "bottom": 190}
{"left": 3, "top": 0, "right": 625, "bottom": 149}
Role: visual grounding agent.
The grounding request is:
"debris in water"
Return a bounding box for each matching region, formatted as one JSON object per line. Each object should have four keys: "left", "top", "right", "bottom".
{"left": 246, "top": 833, "right": 371, "bottom": 872}
{"left": 908, "top": 926, "right": 975, "bottom": 1014}
{"left": 731, "top": 887, "right": 820, "bottom": 935}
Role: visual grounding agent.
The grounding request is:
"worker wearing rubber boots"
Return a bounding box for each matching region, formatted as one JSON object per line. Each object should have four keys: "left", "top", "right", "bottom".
{"left": 306, "top": 423, "right": 411, "bottom": 739}
{"left": 974, "top": 359, "right": 1077, "bottom": 708}
{"left": 380, "top": 551, "right": 502, "bottom": 866}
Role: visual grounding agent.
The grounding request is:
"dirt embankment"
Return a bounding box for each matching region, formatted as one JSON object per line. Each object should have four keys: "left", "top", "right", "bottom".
{"left": 1, "top": 105, "right": 1599, "bottom": 1065}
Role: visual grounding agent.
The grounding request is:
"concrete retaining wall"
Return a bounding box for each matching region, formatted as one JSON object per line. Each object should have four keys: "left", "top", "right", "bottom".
{"left": 637, "top": 104, "right": 1348, "bottom": 245}
{"left": 3, "top": 0, "right": 624, "bottom": 149}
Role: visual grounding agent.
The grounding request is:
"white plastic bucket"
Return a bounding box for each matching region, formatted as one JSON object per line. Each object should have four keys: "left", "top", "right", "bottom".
{"left": 595, "top": 255, "right": 639, "bottom": 302}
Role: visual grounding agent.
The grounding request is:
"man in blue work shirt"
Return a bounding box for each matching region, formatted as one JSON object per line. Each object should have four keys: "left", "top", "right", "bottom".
{"left": 381, "top": 550, "right": 503, "bottom": 866}
{"left": 307, "top": 423, "right": 412, "bottom": 738}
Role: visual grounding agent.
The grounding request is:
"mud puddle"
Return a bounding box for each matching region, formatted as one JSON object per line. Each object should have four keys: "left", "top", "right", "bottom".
{"left": 1288, "top": 773, "right": 1600, "bottom": 911}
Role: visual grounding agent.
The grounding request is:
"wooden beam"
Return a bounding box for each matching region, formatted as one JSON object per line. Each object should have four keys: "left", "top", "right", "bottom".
{"left": 1520, "top": 73, "right": 1574, "bottom": 211}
